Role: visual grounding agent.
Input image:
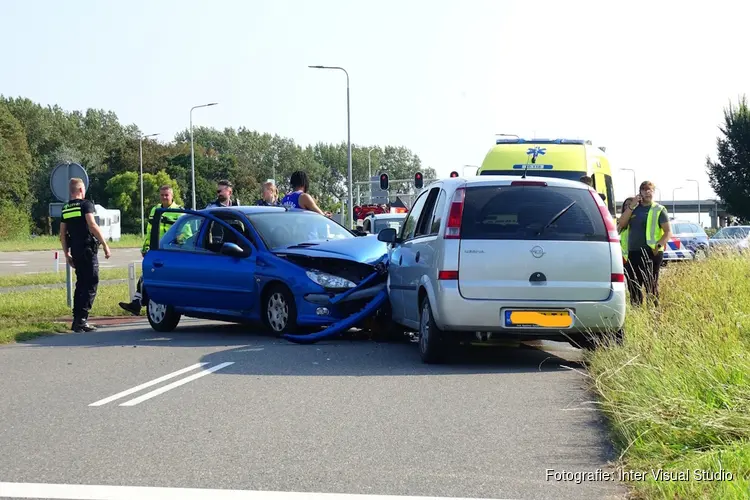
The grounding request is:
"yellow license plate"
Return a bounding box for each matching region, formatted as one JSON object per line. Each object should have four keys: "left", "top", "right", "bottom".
{"left": 505, "top": 310, "right": 572, "bottom": 328}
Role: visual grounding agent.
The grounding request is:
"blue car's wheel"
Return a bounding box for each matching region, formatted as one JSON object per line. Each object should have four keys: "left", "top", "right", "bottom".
{"left": 147, "top": 300, "right": 181, "bottom": 332}
{"left": 263, "top": 284, "right": 298, "bottom": 335}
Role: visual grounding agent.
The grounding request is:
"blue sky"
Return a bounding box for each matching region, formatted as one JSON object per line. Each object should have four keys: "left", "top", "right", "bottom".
{"left": 3, "top": 0, "right": 748, "bottom": 223}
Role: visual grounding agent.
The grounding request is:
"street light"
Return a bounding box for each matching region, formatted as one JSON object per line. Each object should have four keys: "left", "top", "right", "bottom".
{"left": 367, "top": 148, "right": 377, "bottom": 203}
{"left": 687, "top": 178, "right": 700, "bottom": 226}
{"left": 309, "top": 65, "right": 352, "bottom": 228}
{"left": 190, "top": 102, "right": 218, "bottom": 210}
{"left": 672, "top": 187, "right": 683, "bottom": 216}
{"left": 620, "top": 168, "right": 637, "bottom": 194}
{"left": 655, "top": 188, "right": 662, "bottom": 203}
{"left": 139, "top": 132, "right": 160, "bottom": 238}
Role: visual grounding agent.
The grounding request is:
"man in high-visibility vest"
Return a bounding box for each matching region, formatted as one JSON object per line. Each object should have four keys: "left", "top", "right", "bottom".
{"left": 617, "top": 181, "right": 672, "bottom": 305}
{"left": 119, "top": 185, "right": 184, "bottom": 315}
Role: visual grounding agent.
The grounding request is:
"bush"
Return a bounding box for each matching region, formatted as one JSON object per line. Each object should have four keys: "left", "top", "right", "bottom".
{"left": 0, "top": 201, "right": 31, "bottom": 240}
{"left": 587, "top": 253, "right": 750, "bottom": 499}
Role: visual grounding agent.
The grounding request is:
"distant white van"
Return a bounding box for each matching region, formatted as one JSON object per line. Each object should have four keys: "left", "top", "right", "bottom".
{"left": 93, "top": 204, "right": 122, "bottom": 242}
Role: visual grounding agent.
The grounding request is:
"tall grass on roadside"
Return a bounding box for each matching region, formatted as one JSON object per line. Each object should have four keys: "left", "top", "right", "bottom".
{"left": 587, "top": 253, "right": 750, "bottom": 499}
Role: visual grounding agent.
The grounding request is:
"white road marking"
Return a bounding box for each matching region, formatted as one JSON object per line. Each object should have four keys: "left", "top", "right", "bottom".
{"left": 0, "top": 482, "right": 508, "bottom": 499}
{"left": 119, "top": 362, "right": 234, "bottom": 406}
{"left": 88, "top": 363, "right": 208, "bottom": 406}
{"left": 0, "top": 260, "right": 29, "bottom": 264}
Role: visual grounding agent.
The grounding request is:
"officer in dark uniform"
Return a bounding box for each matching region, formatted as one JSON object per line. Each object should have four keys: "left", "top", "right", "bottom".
{"left": 59, "top": 178, "right": 112, "bottom": 332}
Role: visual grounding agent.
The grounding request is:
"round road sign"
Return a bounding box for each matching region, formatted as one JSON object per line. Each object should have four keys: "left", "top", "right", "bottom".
{"left": 50, "top": 163, "right": 89, "bottom": 202}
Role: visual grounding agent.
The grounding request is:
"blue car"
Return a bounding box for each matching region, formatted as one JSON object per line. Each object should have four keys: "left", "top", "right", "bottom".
{"left": 141, "top": 206, "right": 389, "bottom": 335}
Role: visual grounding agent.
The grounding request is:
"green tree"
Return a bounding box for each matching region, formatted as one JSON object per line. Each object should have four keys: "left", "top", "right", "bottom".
{"left": 0, "top": 102, "right": 34, "bottom": 238}
{"left": 104, "top": 170, "right": 182, "bottom": 234}
{"left": 707, "top": 95, "right": 750, "bottom": 223}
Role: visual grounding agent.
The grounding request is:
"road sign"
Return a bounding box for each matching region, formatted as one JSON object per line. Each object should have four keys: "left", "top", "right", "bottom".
{"left": 48, "top": 203, "right": 65, "bottom": 218}
{"left": 50, "top": 162, "right": 89, "bottom": 203}
{"left": 370, "top": 175, "right": 388, "bottom": 204}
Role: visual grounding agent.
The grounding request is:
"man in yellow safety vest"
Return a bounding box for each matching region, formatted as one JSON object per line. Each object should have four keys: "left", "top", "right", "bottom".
{"left": 617, "top": 181, "right": 672, "bottom": 305}
{"left": 119, "top": 185, "right": 185, "bottom": 315}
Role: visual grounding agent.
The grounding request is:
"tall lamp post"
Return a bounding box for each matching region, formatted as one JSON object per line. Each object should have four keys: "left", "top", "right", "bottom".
{"left": 309, "top": 65, "right": 352, "bottom": 227}
{"left": 687, "top": 178, "right": 700, "bottom": 226}
{"left": 368, "top": 147, "right": 377, "bottom": 203}
{"left": 190, "top": 102, "right": 218, "bottom": 210}
{"left": 620, "top": 168, "right": 637, "bottom": 195}
{"left": 139, "top": 132, "right": 160, "bottom": 239}
{"left": 672, "top": 187, "right": 683, "bottom": 216}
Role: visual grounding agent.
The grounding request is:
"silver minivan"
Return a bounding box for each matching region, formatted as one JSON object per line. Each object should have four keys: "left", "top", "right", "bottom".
{"left": 378, "top": 176, "right": 627, "bottom": 363}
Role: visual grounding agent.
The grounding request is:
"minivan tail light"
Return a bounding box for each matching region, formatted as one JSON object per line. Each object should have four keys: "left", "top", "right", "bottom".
{"left": 438, "top": 270, "right": 459, "bottom": 280}
{"left": 444, "top": 187, "right": 465, "bottom": 239}
{"left": 611, "top": 273, "right": 625, "bottom": 283}
{"left": 588, "top": 189, "right": 619, "bottom": 243}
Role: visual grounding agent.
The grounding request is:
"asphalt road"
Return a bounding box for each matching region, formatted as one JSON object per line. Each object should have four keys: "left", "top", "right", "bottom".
{"left": 0, "top": 320, "right": 626, "bottom": 500}
{"left": 0, "top": 248, "right": 142, "bottom": 275}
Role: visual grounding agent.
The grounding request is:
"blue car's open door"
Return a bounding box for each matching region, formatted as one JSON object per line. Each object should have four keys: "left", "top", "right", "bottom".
{"left": 142, "top": 208, "right": 258, "bottom": 314}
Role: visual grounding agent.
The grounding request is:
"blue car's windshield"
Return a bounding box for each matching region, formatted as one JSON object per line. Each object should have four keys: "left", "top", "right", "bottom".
{"left": 247, "top": 212, "right": 353, "bottom": 249}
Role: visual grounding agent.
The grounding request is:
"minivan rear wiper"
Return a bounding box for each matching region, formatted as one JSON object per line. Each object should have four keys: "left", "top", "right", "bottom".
{"left": 537, "top": 201, "right": 576, "bottom": 236}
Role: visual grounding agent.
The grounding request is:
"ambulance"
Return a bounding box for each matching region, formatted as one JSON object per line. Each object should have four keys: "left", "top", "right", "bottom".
{"left": 477, "top": 136, "right": 617, "bottom": 217}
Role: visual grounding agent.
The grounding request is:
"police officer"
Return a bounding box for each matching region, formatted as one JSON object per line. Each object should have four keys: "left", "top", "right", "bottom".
{"left": 255, "top": 180, "right": 280, "bottom": 206}
{"left": 60, "top": 178, "right": 112, "bottom": 332}
{"left": 119, "top": 185, "right": 182, "bottom": 315}
{"left": 206, "top": 179, "right": 241, "bottom": 208}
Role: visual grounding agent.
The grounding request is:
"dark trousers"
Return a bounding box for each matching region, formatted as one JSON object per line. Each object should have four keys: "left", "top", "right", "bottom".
{"left": 71, "top": 245, "right": 100, "bottom": 323}
{"left": 135, "top": 275, "right": 149, "bottom": 305}
{"left": 627, "top": 246, "right": 663, "bottom": 305}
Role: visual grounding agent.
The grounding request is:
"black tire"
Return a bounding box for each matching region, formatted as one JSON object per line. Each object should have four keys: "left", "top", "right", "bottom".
{"left": 146, "top": 300, "right": 181, "bottom": 332}
{"left": 262, "top": 283, "right": 298, "bottom": 336}
{"left": 418, "top": 297, "right": 448, "bottom": 364}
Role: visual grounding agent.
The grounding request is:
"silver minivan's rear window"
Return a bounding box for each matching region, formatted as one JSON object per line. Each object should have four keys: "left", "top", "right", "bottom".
{"left": 460, "top": 185, "right": 608, "bottom": 241}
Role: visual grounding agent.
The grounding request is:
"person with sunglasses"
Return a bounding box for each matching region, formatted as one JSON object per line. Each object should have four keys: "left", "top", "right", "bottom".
{"left": 205, "top": 179, "right": 241, "bottom": 208}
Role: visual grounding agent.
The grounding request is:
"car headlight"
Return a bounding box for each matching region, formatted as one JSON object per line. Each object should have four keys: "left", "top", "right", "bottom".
{"left": 306, "top": 270, "right": 356, "bottom": 289}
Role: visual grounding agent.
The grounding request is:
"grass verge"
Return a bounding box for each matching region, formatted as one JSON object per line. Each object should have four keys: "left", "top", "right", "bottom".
{"left": 0, "top": 267, "right": 139, "bottom": 288}
{"left": 587, "top": 254, "right": 750, "bottom": 499}
{"left": 0, "top": 233, "right": 142, "bottom": 252}
{"left": 0, "top": 282, "right": 133, "bottom": 344}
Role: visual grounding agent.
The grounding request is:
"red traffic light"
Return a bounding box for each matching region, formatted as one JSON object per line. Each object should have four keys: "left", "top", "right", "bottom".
{"left": 379, "top": 173, "right": 389, "bottom": 190}
{"left": 450, "top": 171, "right": 459, "bottom": 178}
{"left": 414, "top": 171, "right": 423, "bottom": 189}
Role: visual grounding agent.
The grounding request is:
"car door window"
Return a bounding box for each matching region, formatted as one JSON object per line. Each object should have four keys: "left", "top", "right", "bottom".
{"left": 161, "top": 214, "right": 205, "bottom": 252}
{"left": 202, "top": 215, "right": 252, "bottom": 254}
{"left": 414, "top": 187, "right": 441, "bottom": 238}
{"left": 400, "top": 191, "right": 429, "bottom": 241}
{"left": 429, "top": 189, "right": 446, "bottom": 235}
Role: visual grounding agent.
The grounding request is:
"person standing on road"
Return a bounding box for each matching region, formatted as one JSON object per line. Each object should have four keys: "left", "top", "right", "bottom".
{"left": 256, "top": 180, "right": 280, "bottom": 206}
{"left": 617, "top": 181, "right": 672, "bottom": 305}
{"left": 59, "top": 178, "right": 111, "bottom": 332}
{"left": 619, "top": 196, "right": 636, "bottom": 293}
{"left": 206, "top": 179, "right": 240, "bottom": 208}
{"left": 281, "top": 171, "right": 331, "bottom": 217}
{"left": 119, "top": 185, "right": 182, "bottom": 316}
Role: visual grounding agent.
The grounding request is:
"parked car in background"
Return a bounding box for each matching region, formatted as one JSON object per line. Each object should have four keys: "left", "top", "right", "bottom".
{"left": 141, "top": 206, "right": 389, "bottom": 336}
{"left": 669, "top": 219, "right": 709, "bottom": 259}
{"left": 378, "top": 175, "right": 626, "bottom": 363}
{"left": 362, "top": 213, "right": 406, "bottom": 235}
{"left": 708, "top": 225, "right": 750, "bottom": 254}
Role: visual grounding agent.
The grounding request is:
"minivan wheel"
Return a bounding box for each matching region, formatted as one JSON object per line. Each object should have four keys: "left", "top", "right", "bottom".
{"left": 419, "top": 297, "right": 447, "bottom": 364}
{"left": 147, "top": 300, "right": 181, "bottom": 332}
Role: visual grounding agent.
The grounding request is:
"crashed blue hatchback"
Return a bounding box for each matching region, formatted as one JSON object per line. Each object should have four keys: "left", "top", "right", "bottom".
{"left": 141, "top": 206, "right": 392, "bottom": 339}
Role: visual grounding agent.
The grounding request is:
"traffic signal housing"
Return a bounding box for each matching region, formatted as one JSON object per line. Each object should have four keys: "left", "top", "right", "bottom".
{"left": 379, "top": 173, "right": 389, "bottom": 190}
{"left": 414, "top": 171, "right": 423, "bottom": 189}
{"left": 449, "top": 171, "right": 459, "bottom": 178}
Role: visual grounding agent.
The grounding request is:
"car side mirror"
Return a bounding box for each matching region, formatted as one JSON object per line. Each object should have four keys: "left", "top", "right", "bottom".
{"left": 220, "top": 242, "right": 246, "bottom": 258}
{"left": 378, "top": 227, "right": 397, "bottom": 243}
